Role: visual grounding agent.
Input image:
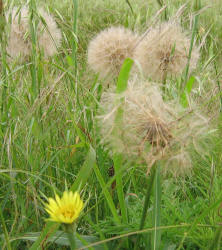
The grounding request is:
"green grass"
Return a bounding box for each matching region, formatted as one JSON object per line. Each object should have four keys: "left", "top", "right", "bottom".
{"left": 0, "top": 0, "right": 222, "bottom": 249}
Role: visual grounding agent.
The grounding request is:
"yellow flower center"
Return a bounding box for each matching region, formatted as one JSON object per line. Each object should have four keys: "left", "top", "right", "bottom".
{"left": 61, "top": 207, "right": 75, "bottom": 219}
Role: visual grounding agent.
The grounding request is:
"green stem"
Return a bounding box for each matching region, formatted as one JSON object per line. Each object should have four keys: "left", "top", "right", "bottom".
{"left": 209, "top": 226, "right": 222, "bottom": 250}
{"left": 156, "top": 0, "right": 168, "bottom": 21}
{"left": 134, "top": 163, "right": 157, "bottom": 249}
{"left": 0, "top": 205, "right": 12, "bottom": 250}
{"left": 0, "top": 0, "right": 7, "bottom": 116}
{"left": 28, "top": 0, "right": 38, "bottom": 99}
{"left": 183, "top": 0, "right": 201, "bottom": 89}
{"left": 139, "top": 164, "right": 157, "bottom": 230}
{"left": 72, "top": 0, "right": 78, "bottom": 79}
{"left": 214, "top": 62, "right": 222, "bottom": 112}
{"left": 113, "top": 154, "right": 129, "bottom": 248}
{"left": 64, "top": 224, "right": 76, "bottom": 250}
{"left": 113, "top": 154, "right": 128, "bottom": 223}
{"left": 67, "top": 232, "right": 76, "bottom": 250}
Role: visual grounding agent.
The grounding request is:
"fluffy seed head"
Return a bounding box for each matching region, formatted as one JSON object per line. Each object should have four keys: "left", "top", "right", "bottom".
{"left": 6, "top": 7, "right": 61, "bottom": 61}
{"left": 87, "top": 26, "right": 138, "bottom": 78}
{"left": 134, "top": 22, "right": 200, "bottom": 81}
{"left": 98, "top": 78, "right": 209, "bottom": 176}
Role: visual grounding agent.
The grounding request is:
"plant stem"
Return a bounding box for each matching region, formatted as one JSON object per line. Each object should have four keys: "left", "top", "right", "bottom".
{"left": 0, "top": 204, "right": 12, "bottom": 250}
{"left": 113, "top": 154, "right": 128, "bottom": 223}
{"left": 28, "top": 0, "right": 38, "bottom": 99}
{"left": 64, "top": 224, "right": 76, "bottom": 250}
{"left": 209, "top": 226, "right": 222, "bottom": 250}
{"left": 134, "top": 163, "right": 157, "bottom": 249}
{"left": 72, "top": 0, "right": 78, "bottom": 79}
{"left": 0, "top": 0, "right": 7, "bottom": 116}
{"left": 156, "top": 0, "right": 168, "bottom": 21}
{"left": 183, "top": 0, "right": 201, "bottom": 89}
{"left": 140, "top": 164, "right": 157, "bottom": 229}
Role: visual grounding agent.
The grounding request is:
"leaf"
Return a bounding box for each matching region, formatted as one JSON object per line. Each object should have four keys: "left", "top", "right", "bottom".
{"left": 9, "top": 231, "right": 103, "bottom": 249}
{"left": 180, "top": 76, "right": 195, "bottom": 107}
{"left": 113, "top": 154, "right": 128, "bottom": 224}
{"left": 93, "top": 163, "right": 121, "bottom": 224}
{"left": 70, "top": 146, "right": 96, "bottom": 192}
{"left": 29, "top": 222, "right": 59, "bottom": 250}
{"left": 116, "top": 58, "right": 134, "bottom": 94}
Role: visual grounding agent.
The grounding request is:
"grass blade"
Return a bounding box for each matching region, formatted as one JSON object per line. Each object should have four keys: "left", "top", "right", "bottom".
{"left": 71, "top": 146, "right": 96, "bottom": 191}
{"left": 134, "top": 163, "right": 157, "bottom": 249}
{"left": 209, "top": 226, "right": 222, "bottom": 250}
{"left": 93, "top": 163, "right": 121, "bottom": 224}
{"left": 113, "top": 154, "right": 128, "bottom": 224}
{"left": 0, "top": 204, "right": 12, "bottom": 250}
{"left": 183, "top": 1, "right": 200, "bottom": 88}
{"left": 72, "top": 0, "right": 78, "bottom": 79}
{"left": 151, "top": 164, "right": 161, "bottom": 250}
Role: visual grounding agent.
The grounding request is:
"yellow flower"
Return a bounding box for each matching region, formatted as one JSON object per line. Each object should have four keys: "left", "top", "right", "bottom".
{"left": 45, "top": 191, "right": 83, "bottom": 224}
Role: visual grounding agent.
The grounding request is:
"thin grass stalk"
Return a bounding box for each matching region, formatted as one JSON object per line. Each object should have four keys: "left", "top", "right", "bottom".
{"left": 93, "top": 163, "right": 121, "bottom": 224}
{"left": 113, "top": 154, "right": 129, "bottom": 248}
{"left": 79, "top": 224, "right": 216, "bottom": 250}
{"left": 84, "top": 215, "right": 109, "bottom": 250}
{"left": 0, "top": 0, "right": 4, "bottom": 40}
{"left": 156, "top": 0, "right": 168, "bottom": 21}
{"left": 214, "top": 62, "right": 222, "bottom": 112}
{"left": 209, "top": 226, "right": 222, "bottom": 250}
{"left": 134, "top": 163, "right": 157, "bottom": 249}
{"left": 0, "top": 204, "right": 12, "bottom": 250}
{"left": 177, "top": 232, "right": 188, "bottom": 250}
{"left": 151, "top": 163, "right": 161, "bottom": 250}
{"left": 183, "top": 0, "right": 201, "bottom": 89}
{"left": 0, "top": 0, "right": 7, "bottom": 116}
{"left": 125, "top": 0, "right": 135, "bottom": 16}
{"left": 72, "top": 0, "right": 78, "bottom": 79}
{"left": 113, "top": 154, "right": 128, "bottom": 223}
{"left": 28, "top": 0, "right": 38, "bottom": 98}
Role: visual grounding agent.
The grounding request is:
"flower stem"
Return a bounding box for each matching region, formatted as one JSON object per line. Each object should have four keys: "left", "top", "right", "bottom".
{"left": 64, "top": 224, "right": 76, "bottom": 250}
{"left": 134, "top": 163, "right": 157, "bottom": 249}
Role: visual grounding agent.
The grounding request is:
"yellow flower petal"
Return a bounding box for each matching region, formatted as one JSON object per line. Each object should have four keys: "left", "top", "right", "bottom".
{"left": 44, "top": 190, "right": 84, "bottom": 224}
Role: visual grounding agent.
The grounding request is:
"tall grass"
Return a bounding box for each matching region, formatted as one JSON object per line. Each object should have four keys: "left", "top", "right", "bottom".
{"left": 0, "top": 0, "right": 222, "bottom": 249}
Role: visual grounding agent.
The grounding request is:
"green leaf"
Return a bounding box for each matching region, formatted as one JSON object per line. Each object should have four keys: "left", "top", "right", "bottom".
{"left": 180, "top": 76, "right": 195, "bottom": 107}
{"left": 29, "top": 222, "right": 59, "bottom": 250}
{"left": 116, "top": 58, "right": 134, "bottom": 94}
{"left": 10, "top": 231, "right": 103, "bottom": 249}
{"left": 70, "top": 146, "right": 96, "bottom": 191}
{"left": 113, "top": 154, "right": 128, "bottom": 224}
{"left": 93, "top": 163, "right": 121, "bottom": 224}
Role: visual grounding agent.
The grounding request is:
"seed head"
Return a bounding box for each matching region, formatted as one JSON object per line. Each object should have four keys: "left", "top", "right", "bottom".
{"left": 134, "top": 22, "right": 199, "bottom": 81}
{"left": 87, "top": 26, "right": 138, "bottom": 78}
{"left": 6, "top": 7, "right": 61, "bottom": 61}
{"left": 98, "top": 78, "right": 209, "bottom": 176}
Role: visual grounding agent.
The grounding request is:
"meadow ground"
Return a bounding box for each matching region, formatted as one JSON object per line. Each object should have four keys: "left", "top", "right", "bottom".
{"left": 0, "top": 0, "right": 222, "bottom": 249}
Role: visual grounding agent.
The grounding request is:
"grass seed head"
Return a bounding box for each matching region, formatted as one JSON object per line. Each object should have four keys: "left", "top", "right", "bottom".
{"left": 87, "top": 26, "right": 138, "bottom": 78}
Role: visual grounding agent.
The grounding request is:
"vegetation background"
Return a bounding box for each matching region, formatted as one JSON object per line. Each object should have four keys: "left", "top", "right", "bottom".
{"left": 0, "top": 0, "right": 222, "bottom": 249}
